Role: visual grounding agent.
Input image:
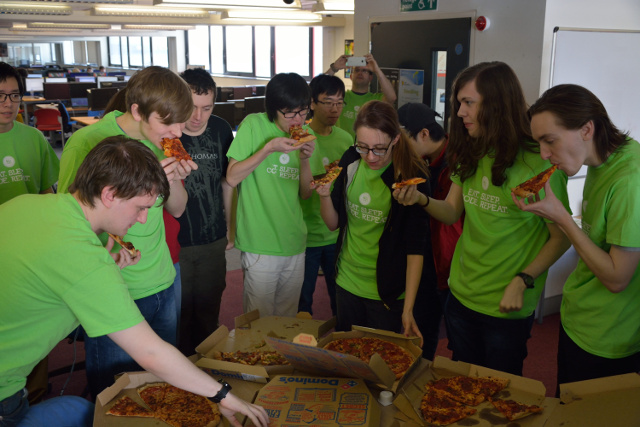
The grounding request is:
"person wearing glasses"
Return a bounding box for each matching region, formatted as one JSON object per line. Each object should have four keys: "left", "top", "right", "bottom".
{"left": 297, "top": 74, "right": 353, "bottom": 316}
{"left": 226, "top": 73, "right": 315, "bottom": 317}
{"left": 394, "top": 62, "right": 571, "bottom": 376}
{"left": 325, "top": 53, "right": 397, "bottom": 138}
{"left": 315, "top": 100, "right": 428, "bottom": 343}
{"left": 0, "top": 62, "right": 59, "bottom": 205}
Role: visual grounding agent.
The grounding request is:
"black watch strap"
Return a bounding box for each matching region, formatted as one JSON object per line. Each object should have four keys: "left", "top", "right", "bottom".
{"left": 516, "top": 272, "right": 535, "bottom": 289}
{"left": 208, "top": 379, "right": 232, "bottom": 403}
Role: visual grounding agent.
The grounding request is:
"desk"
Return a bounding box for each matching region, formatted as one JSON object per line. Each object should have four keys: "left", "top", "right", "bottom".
{"left": 70, "top": 116, "right": 99, "bottom": 131}
{"left": 21, "top": 96, "right": 46, "bottom": 125}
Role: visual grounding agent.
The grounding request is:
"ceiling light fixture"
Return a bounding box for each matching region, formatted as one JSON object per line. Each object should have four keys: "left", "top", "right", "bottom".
{"left": 122, "top": 24, "right": 196, "bottom": 30}
{"left": 221, "top": 9, "right": 322, "bottom": 23}
{"left": 28, "top": 22, "right": 112, "bottom": 30}
{"left": 153, "top": 0, "right": 300, "bottom": 10}
{"left": 93, "top": 5, "right": 209, "bottom": 18}
{"left": 0, "top": 2, "right": 72, "bottom": 15}
{"left": 312, "top": 0, "right": 354, "bottom": 14}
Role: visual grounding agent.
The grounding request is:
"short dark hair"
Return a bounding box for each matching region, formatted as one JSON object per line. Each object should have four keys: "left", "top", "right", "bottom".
{"left": 310, "top": 74, "right": 345, "bottom": 102}
{"left": 69, "top": 136, "right": 170, "bottom": 208}
{"left": 265, "top": 73, "right": 310, "bottom": 122}
{"left": 126, "top": 66, "right": 193, "bottom": 125}
{"left": 180, "top": 68, "right": 217, "bottom": 97}
{"left": 529, "top": 84, "right": 629, "bottom": 163}
{"left": 0, "top": 62, "right": 25, "bottom": 95}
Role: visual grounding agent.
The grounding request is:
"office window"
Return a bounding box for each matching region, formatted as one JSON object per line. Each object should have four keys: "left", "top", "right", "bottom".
{"left": 255, "top": 26, "right": 271, "bottom": 78}
{"left": 187, "top": 25, "right": 210, "bottom": 69}
{"left": 120, "top": 37, "right": 129, "bottom": 68}
{"left": 274, "top": 27, "right": 310, "bottom": 77}
{"left": 152, "top": 37, "right": 169, "bottom": 67}
{"left": 108, "top": 36, "right": 168, "bottom": 68}
{"left": 142, "top": 37, "right": 152, "bottom": 67}
{"left": 210, "top": 26, "right": 223, "bottom": 74}
{"left": 129, "top": 37, "right": 143, "bottom": 67}
{"left": 225, "top": 26, "right": 253, "bottom": 75}
{"left": 108, "top": 37, "right": 121, "bottom": 66}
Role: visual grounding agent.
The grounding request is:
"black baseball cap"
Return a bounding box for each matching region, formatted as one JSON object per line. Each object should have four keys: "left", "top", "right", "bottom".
{"left": 397, "top": 103, "right": 442, "bottom": 137}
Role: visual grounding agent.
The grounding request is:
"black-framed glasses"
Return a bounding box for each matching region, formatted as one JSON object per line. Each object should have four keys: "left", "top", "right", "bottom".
{"left": 278, "top": 108, "right": 309, "bottom": 119}
{"left": 315, "top": 100, "right": 346, "bottom": 109}
{"left": 0, "top": 93, "right": 22, "bottom": 103}
{"left": 354, "top": 140, "right": 393, "bottom": 157}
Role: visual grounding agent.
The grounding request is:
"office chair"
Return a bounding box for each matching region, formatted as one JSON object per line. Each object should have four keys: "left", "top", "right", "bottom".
{"left": 33, "top": 108, "right": 65, "bottom": 147}
{"left": 57, "top": 103, "right": 76, "bottom": 136}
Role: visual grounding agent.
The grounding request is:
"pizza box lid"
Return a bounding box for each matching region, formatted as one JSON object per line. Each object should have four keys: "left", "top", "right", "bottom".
{"left": 265, "top": 326, "right": 423, "bottom": 392}
{"left": 243, "top": 374, "right": 381, "bottom": 427}
{"left": 93, "top": 370, "right": 263, "bottom": 427}
{"left": 195, "top": 310, "right": 336, "bottom": 383}
{"left": 392, "top": 356, "right": 559, "bottom": 426}
{"left": 544, "top": 373, "right": 640, "bottom": 425}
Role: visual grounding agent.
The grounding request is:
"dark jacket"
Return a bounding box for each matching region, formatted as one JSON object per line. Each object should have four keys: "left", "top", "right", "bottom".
{"left": 330, "top": 146, "right": 430, "bottom": 308}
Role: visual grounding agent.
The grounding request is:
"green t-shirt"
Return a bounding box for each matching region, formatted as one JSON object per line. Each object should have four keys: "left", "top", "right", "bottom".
{"left": 301, "top": 126, "right": 353, "bottom": 247}
{"left": 226, "top": 113, "right": 306, "bottom": 256}
{"left": 0, "top": 121, "right": 59, "bottom": 205}
{"left": 336, "top": 160, "right": 391, "bottom": 300}
{"left": 561, "top": 139, "right": 640, "bottom": 358}
{"left": 337, "top": 91, "right": 384, "bottom": 138}
{"left": 58, "top": 111, "right": 175, "bottom": 299}
{"left": 0, "top": 193, "right": 143, "bottom": 401}
{"left": 450, "top": 149, "right": 570, "bottom": 319}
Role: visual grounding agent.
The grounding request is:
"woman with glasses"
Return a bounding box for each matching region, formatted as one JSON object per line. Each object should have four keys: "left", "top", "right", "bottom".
{"left": 315, "top": 100, "right": 429, "bottom": 344}
{"left": 0, "top": 62, "right": 59, "bottom": 205}
{"left": 394, "top": 62, "right": 571, "bottom": 375}
{"left": 226, "top": 72, "right": 315, "bottom": 317}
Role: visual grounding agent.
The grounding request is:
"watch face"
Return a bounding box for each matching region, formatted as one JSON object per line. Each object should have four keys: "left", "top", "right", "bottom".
{"left": 518, "top": 273, "right": 534, "bottom": 287}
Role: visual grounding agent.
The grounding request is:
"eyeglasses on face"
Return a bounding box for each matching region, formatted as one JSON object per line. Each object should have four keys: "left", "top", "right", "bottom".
{"left": 315, "top": 100, "right": 346, "bottom": 109}
{"left": 0, "top": 93, "right": 22, "bottom": 103}
{"left": 354, "top": 140, "right": 392, "bottom": 157}
{"left": 278, "top": 108, "right": 310, "bottom": 119}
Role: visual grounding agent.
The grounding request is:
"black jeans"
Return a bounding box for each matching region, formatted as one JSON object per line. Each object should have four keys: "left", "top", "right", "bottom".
{"left": 0, "top": 388, "right": 28, "bottom": 427}
{"left": 335, "top": 285, "right": 403, "bottom": 333}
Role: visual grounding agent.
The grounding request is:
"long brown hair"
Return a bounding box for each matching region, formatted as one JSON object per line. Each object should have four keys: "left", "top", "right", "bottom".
{"left": 354, "top": 100, "right": 428, "bottom": 180}
{"left": 448, "top": 62, "right": 536, "bottom": 186}
{"left": 529, "top": 84, "right": 629, "bottom": 163}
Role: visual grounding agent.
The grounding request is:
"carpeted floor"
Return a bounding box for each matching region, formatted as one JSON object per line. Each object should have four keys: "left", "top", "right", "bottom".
{"left": 45, "top": 268, "right": 560, "bottom": 401}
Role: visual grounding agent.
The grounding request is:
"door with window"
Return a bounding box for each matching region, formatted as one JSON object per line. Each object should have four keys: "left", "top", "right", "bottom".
{"left": 371, "top": 18, "right": 471, "bottom": 128}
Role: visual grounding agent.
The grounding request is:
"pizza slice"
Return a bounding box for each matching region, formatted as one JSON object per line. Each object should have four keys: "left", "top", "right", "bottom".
{"left": 155, "top": 385, "right": 222, "bottom": 427}
{"left": 310, "top": 166, "right": 342, "bottom": 189}
{"left": 259, "top": 351, "right": 290, "bottom": 366}
{"left": 324, "top": 159, "right": 340, "bottom": 172}
{"left": 137, "top": 382, "right": 169, "bottom": 412}
{"left": 512, "top": 164, "right": 557, "bottom": 198}
{"left": 429, "top": 376, "right": 506, "bottom": 406}
{"left": 391, "top": 177, "right": 427, "bottom": 190}
{"left": 289, "top": 125, "right": 317, "bottom": 147}
{"left": 161, "top": 137, "right": 192, "bottom": 161}
{"left": 420, "top": 386, "right": 477, "bottom": 426}
{"left": 106, "top": 395, "right": 155, "bottom": 418}
{"left": 107, "top": 232, "right": 137, "bottom": 257}
{"left": 487, "top": 397, "right": 543, "bottom": 421}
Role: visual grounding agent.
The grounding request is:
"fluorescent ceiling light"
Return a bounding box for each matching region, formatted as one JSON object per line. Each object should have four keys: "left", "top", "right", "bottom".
{"left": 28, "top": 22, "right": 112, "bottom": 30}
{"left": 221, "top": 9, "right": 322, "bottom": 23}
{"left": 312, "top": 0, "right": 353, "bottom": 14}
{"left": 93, "top": 5, "right": 209, "bottom": 18}
{"left": 0, "top": 2, "right": 72, "bottom": 15}
{"left": 154, "top": 0, "right": 301, "bottom": 10}
{"left": 55, "top": 0, "right": 133, "bottom": 3}
{"left": 122, "top": 24, "right": 196, "bottom": 30}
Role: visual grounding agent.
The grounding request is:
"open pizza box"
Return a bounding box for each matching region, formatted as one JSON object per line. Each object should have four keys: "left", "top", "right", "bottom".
{"left": 264, "top": 325, "right": 422, "bottom": 393}
{"left": 195, "top": 310, "right": 336, "bottom": 383}
{"left": 392, "top": 356, "right": 559, "bottom": 426}
{"left": 544, "top": 373, "right": 640, "bottom": 425}
{"left": 243, "top": 374, "right": 381, "bottom": 427}
{"left": 93, "top": 370, "right": 263, "bottom": 427}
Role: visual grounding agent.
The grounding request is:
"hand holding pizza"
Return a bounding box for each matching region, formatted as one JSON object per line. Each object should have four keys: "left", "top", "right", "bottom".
{"left": 105, "top": 234, "right": 140, "bottom": 269}
{"left": 393, "top": 184, "right": 425, "bottom": 207}
{"left": 512, "top": 180, "right": 570, "bottom": 225}
{"left": 297, "top": 139, "right": 315, "bottom": 160}
{"left": 218, "top": 392, "right": 269, "bottom": 427}
{"left": 266, "top": 137, "right": 304, "bottom": 154}
{"left": 314, "top": 182, "right": 332, "bottom": 198}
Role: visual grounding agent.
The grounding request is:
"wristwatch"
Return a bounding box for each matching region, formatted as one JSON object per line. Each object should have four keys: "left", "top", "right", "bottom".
{"left": 208, "top": 379, "right": 232, "bottom": 403}
{"left": 516, "top": 272, "right": 535, "bottom": 289}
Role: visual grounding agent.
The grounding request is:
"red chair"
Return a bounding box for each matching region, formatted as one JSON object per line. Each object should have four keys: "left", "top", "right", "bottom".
{"left": 33, "top": 107, "right": 65, "bottom": 147}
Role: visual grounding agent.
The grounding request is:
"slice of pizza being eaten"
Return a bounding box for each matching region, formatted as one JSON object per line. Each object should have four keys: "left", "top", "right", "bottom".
{"left": 512, "top": 165, "right": 557, "bottom": 198}
{"left": 391, "top": 177, "right": 427, "bottom": 190}
{"left": 487, "top": 397, "right": 543, "bottom": 421}
{"left": 289, "top": 125, "right": 317, "bottom": 147}
{"left": 310, "top": 166, "right": 342, "bottom": 189}
{"left": 107, "top": 232, "right": 137, "bottom": 257}
{"left": 161, "top": 137, "right": 192, "bottom": 161}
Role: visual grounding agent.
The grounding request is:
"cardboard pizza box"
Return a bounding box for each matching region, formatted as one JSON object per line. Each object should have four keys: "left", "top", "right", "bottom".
{"left": 264, "top": 325, "right": 423, "bottom": 392}
{"left": 195, "top": 310, "right": 336, "bottom": 383}
{"left": 392, "top": 356, "right": 559, "bottom": 427}
{"left": 93, "top": 371, "right": 263, "bottom": 427}
{"left": 243, "top": 374, "right": 380, "bottom": 427}
{"left": 544, "top": 373, "right": 640, "bottom": 426}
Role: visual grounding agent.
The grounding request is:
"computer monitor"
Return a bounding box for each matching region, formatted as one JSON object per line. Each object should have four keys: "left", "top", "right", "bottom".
{"left": 43, "top": 83, "right": 70, "bottom": 101}
{"left": 71, "top": 97, "right": 89, "bottom": 108}
{"left": 69, "top": 82, "right": 96, "bottom": 98}
{"left": 25, "top": 78, "right": 44, "bottom": 95}
{"left": 45, "top": 77, "right": 67, "bottom": 84}
{"left": 123, "top": 75, "right": 131, "bottom": 82}
{"left": 27, "top": 74, "right": 42, "bottom": 78}
{"left": 97, "top": 76, "right": 118, "bottom": 88}
{"left": 99, "top": 81, "right": 127, "bottom": 90}
{"left": 107, "top": 72, "right": 126, "bottom": 77}
{"left": 69, "top": 73, "right": 90, "bottom": 78}
{"left": 75, "top": 76, "right": 96, "bottom": 83}
{"left": 87, "top": 87, "right": 119, "bottom": 111}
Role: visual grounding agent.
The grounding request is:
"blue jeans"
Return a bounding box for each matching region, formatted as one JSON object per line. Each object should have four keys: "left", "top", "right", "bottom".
{"left": 298, "top": 244, "right": 337, "bottom": 316}
{"left": 445, "top": 293, "right": 534, "bottom": 376}
{"left": 334, "top": 285, "right": 403, "bottom": 333}
{"left": 0, "top": 389, "right": 92, "bottom": 427}
{"left": 173, "top": 262, "right": 182, "bottom": 322}
{"left": 84, "top": 285, "right": 177, "bottom": 399}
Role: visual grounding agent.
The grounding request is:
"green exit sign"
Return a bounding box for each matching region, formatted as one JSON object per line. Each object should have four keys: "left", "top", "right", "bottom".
{"left": 401, "top": 0, "right": 438, "bottom": 12}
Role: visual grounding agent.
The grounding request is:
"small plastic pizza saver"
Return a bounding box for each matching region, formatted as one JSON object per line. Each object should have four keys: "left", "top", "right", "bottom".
{"left": 378, "top": 390, "right": 394, "bottom": 406}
